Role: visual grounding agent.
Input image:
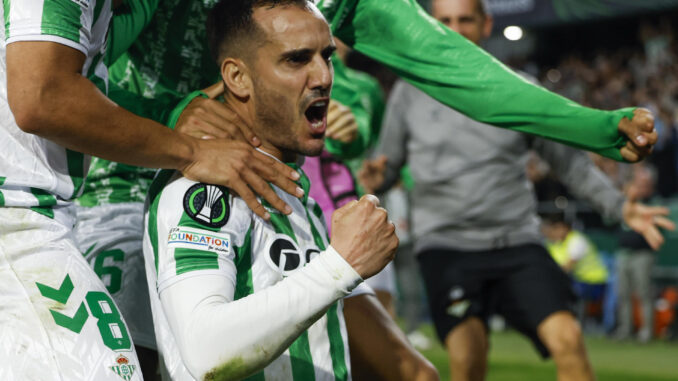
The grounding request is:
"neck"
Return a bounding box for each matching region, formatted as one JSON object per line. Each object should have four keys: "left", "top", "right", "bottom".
{"left": 224, "top": 95, "right": 296, "bottom": 164}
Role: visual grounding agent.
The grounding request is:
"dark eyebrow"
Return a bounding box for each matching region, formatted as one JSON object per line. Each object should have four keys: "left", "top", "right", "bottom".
{"left": 321, "top": 45, "right": 337, "bottom": 58}
{"left": 280, "top": 48, "right": 313, "bottom": 61}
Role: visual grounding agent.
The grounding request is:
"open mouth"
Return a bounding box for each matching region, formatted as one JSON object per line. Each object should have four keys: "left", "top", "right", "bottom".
{"left": 304, "top": 98, "right": 329, "bottom": 133}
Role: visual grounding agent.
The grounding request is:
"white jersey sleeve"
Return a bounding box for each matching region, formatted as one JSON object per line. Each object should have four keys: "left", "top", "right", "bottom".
{"left": 146, "top": 173, "right": 362, "bottom": 380}
{"left": 4, "top": 0, "right": 107, "bottom": 57}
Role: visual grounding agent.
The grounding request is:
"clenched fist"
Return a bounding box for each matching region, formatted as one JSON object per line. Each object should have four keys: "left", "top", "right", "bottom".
{"left": 330, "top": 194, "right": 399, "bottom": 279}
{"left": 618, "top": 108, "right": 656, "bottom": 162}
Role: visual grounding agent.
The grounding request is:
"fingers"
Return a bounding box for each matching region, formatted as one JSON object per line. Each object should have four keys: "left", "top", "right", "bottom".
{"left": 240, "top": 167, "right": 293, "bottom": 216}
{"left": 250, "top": 150, "right": 304, "bottom": 198}
{"left": 641, "top": 225, "right": 664, "bottom": 251}
{"left": 644, "top": 205, "right": 670, "bottom": 216}
{"left": 654, "top": 216, "right": 676, "bottom": 231}
{"left": 229, "top": 180, "right": 272, "bottom": 220}
{"left": 201, "top": 81, "right": 225, "bottom": 99}
{"left": 331, "top": 123, "right": 358, "bottom": 143}
{"left": 618, "top": 108, "right": 657, "bottom": 161}
{"left": 620, "top": 144, "right": 641, "bottom": 163}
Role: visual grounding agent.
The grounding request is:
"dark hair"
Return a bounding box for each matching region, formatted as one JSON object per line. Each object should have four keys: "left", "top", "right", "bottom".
{"left": 207, "top": 0, "right": 309, "bottom": 64}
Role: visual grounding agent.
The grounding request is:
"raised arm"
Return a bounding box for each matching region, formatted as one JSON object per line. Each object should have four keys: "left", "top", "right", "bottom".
{"left": 319, "top": 0, "right": 655, "bottom": 161}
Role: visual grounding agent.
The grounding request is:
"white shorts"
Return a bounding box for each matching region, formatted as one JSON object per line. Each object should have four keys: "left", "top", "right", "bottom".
{"left": 365, "top": 261, "right": 397, "bottom": 295}
{"left": 74, "top": 202, "right": 156, "bottom": 350}
{"left": 0, "top": 207, "right": 141, "bottom": 381}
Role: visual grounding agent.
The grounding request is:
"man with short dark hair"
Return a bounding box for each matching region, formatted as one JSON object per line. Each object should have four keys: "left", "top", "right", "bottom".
{"left": 143, "top": 1, "right": 398, "bottom": 380}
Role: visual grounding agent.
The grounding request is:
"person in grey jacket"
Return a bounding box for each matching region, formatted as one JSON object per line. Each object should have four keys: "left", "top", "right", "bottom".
{"left": 359, "top": 1, "right": 675, "bottom": 380}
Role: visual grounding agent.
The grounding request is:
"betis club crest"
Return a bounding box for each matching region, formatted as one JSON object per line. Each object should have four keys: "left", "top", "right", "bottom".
{"left": 110, "top": 354, "right": 136, "bottom": 380}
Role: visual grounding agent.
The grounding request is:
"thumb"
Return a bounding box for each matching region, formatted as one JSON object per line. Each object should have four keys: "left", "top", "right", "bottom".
{"left": 201, "top": 81, "right": 225, "bottom": 99}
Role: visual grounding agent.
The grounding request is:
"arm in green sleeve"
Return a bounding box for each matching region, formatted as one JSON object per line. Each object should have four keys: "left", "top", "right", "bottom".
{"left": 107, "top": 80, "right": 180, "bottom": 125}
{"left": 322, "top": 0, "right": 633, "bottom": 161}
{"left": 326, "top": 55, "right": 371, "bottom": 159}
{"left": 107, "top": 0, "right": 161, "bottom": 65}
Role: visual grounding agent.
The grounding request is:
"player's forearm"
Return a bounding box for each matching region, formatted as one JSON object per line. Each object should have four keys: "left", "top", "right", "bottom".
{"left": 332, "top": 0, "right": 632, "bottom": 160}
{"left": 10, "top": 69, "right": 194, "bottom": 171}
{"left": 161, "top": 247, "right": 362, "bottom": 380}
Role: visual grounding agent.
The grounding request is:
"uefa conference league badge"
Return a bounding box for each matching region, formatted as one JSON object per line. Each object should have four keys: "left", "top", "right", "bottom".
{"left": 183, "top": 183, "right": 230, "bottom": 228}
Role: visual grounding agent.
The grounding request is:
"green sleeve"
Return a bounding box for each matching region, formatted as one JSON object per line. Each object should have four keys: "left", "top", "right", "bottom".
{"left": 107, "top": 0, "right": 160, "bottom": 65}
{"left": 326, "top": 55, "right": 370, "bottom": 159}
{"left": 107, "top": 80, "right": 180, "bottom": 125}
{"left": 326, "top": 55, "right": 385, "bottom": 159}
{"left": 322, "top": 0, "right": 633, "bottom": 161}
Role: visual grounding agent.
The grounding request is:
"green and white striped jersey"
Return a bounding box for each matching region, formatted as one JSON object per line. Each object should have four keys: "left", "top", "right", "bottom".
{"left": 144, "top": 164, "right": 357, "bottom": 381}
{"left": 0, "top": 0, "right": 112, "bottom": 214}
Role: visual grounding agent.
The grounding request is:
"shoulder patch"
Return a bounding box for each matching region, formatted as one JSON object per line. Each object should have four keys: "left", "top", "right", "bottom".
{"left": 183, "top": 183, "right": 230, "bottom": 228}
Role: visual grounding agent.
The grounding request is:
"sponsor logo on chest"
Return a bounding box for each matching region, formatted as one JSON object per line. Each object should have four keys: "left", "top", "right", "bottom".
{"left": 264, "top": 233, "right": 321, "bottom": 276}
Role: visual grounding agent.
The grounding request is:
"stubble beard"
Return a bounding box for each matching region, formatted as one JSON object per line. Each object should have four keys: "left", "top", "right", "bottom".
{"left": 252, "top": 80, "right": 324, "bottom": 159}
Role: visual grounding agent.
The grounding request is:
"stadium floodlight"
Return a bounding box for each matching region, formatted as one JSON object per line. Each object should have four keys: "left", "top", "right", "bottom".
{"left": 503, "top": 26, "right": 523, "bottom": 41}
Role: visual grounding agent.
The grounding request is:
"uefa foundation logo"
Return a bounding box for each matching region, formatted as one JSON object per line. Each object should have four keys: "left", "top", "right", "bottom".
{"left": 183, "top": 183, "right": 230, "bottom": 228}
{"left": 110, "top": 354, "right": 136, "bottom": 380}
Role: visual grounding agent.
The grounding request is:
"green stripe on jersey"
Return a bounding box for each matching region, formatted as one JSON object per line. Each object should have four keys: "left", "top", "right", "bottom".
{"left": 92, "top": 0, "right": 105, "bottom": 26}
{"left": 30, "top": 187, "right": 57, "bottom": 207}
{"left": 30, "top": 176, "right": 58, "bottom": 217}
{"left": 41, "top": 0, "right": 83, "bottom": 44}
{"left": 0, "top": 176, "right": 5, "bottom": 185}
{"left": 66, "top": 149, "right": 85, "bottom": 199}
{"left": 2, "top": 0, "right": 10, "bottom": 39}
{"left": 312, "top": 202, "right": 324, "bottom": 221}
{"left": 234, "top": 226, "right": 255, "bottom": 300}
{"left": 266, "top": 207, "right": 316, "bottom": 381}
{"left": 304, "top": 210, "right": 348, "bottom": 381}
{"left": 289, "top": 332, "right": 315, "bottom": 381}
{"left": 0, "top": 190, "right": 4, "bottom": 207}
{"left": 174, "top": 247, "right": 218, "bottom": 275}
{"left": 30, "top": 206, "right": 54, "bottom": 219}
{"left": 87, "top": 53, "right": 107, "bottom": 93}
{"left": 231, "top": 227, "right": 265, "bottom": 381}
{"left": 148, "top": 170, "right": 176, "bottom": 272}
{"left": 326, "top": 304, "right": 348, "bottom": 381}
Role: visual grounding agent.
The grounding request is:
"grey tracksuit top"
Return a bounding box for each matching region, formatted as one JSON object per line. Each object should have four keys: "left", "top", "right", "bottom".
{"left": 374, "top": 80, "right": 625, "bottom": 253}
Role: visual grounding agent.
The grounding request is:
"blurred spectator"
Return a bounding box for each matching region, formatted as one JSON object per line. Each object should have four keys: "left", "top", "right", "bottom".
{"left": 615, "top": 165, "right": 659, "bottom": 343}
{"left": 543, "top": 215, "right": 609, "bottom": 330}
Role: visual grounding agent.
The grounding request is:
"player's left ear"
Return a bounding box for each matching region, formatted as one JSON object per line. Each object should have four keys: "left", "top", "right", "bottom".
{"left": 221, "top": 58, "right": 252, "bottom": 99}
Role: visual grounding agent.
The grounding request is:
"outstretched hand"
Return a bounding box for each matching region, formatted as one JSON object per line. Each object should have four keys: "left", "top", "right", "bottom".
{"left": 618, "top": 108, "right": 657, "bottom": 162}
{"left": 622, "top": 187, "right": 675, "bottom": 250}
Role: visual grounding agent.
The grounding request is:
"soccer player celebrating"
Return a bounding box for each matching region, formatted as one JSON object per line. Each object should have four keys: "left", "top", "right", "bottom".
{"left": 143, "top": 1, "right": 398, "bottom": 380}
